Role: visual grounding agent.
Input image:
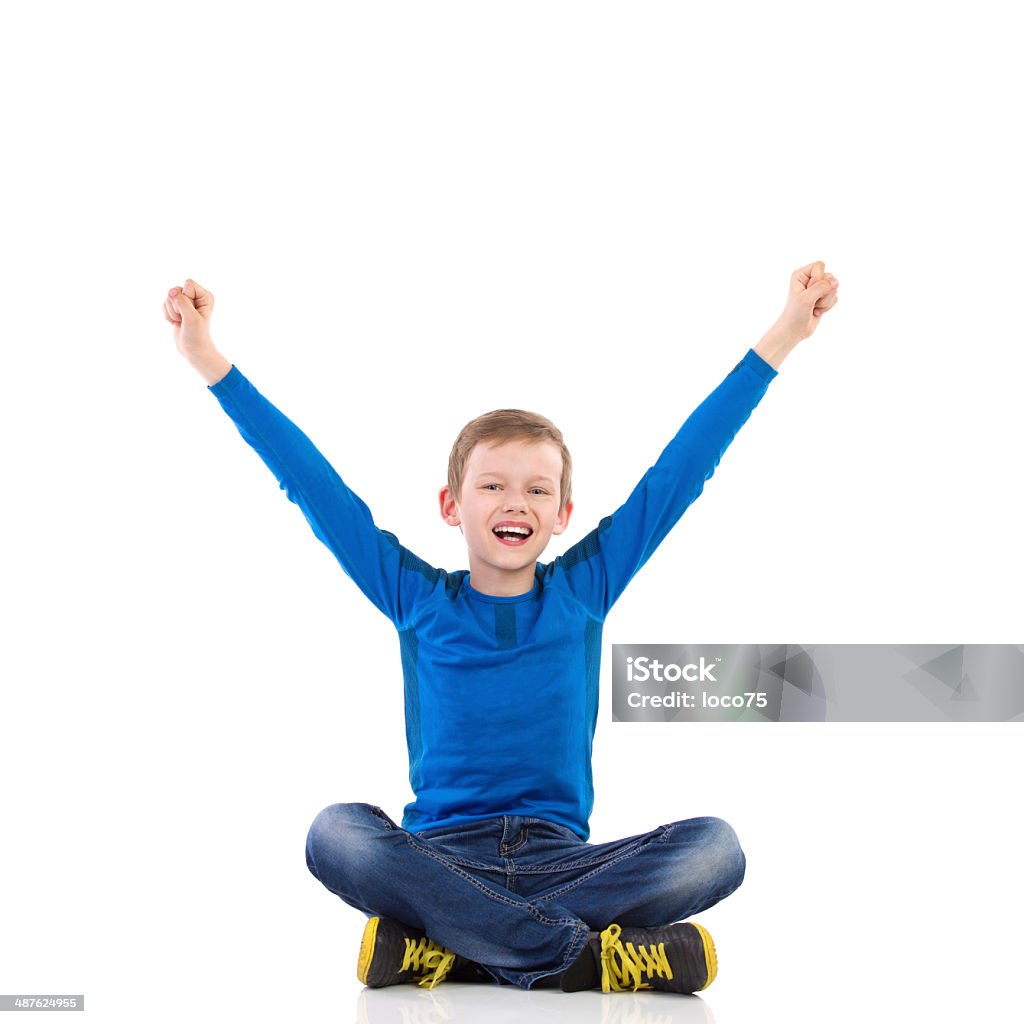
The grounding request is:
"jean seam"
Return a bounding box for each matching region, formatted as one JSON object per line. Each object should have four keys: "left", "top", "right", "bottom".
{"left": 409, "top": 812, "right": 508, "bottom": 873}
{"left": 405, "top": 835, "right": 578, "bottom": 924}
{"left": 515, "top": 917, "right": 590, "bottom": 987}
{"left": 513, "top": 825, "right": 669, "bottom": 875}
{"left": 500, "top": 822, "right": 530, "bottom": 855}
{"left": 528, "top": 838, "right": 656, "bottom": 903}
{"left": 417, "top": 849, "right": 508, "bottom": 874}
{"left": 368, "top": 805, "right": 396, "bottom": 830}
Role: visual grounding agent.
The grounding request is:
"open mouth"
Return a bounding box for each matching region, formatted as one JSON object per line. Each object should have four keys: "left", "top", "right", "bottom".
{"left": 492, "top": 526, "right": 533, "bottom": 546}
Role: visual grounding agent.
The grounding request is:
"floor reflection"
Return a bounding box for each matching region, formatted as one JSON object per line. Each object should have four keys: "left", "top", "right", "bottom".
{"left": 355, "top": 981, "right": 716, "bottom": 1024}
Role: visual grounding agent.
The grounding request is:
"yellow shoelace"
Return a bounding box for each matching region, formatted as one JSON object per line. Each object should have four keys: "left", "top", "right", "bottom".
{"left": 401, "top": 936, "right": 457, "bottom": 989}
{"left": 599, "top": 923, "right": 674, "bottom": 992}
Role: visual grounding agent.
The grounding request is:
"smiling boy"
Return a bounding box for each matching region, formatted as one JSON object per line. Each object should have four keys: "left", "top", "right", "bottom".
{"left": 441, "top": 418, "right": 573, "bottom": 597}
{"left": 164, "top": 261, "right": 838, "bottom": 995}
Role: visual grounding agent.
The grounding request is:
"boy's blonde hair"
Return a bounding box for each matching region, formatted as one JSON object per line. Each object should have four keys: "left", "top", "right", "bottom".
{"left": 448, "top": 409, "right": 573, "bottom": 513}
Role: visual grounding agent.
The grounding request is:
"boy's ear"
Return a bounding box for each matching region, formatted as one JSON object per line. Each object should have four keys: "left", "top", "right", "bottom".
{"left": 439, "top": 485, "right": 461, "bottom": 527}
{"left": 551, "top": 500, "right": 574, "bottom": 535}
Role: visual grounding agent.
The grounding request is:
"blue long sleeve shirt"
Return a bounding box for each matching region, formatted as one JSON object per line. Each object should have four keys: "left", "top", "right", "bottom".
{"left": 207, "top": 348, "right": 777, "bottom": 839}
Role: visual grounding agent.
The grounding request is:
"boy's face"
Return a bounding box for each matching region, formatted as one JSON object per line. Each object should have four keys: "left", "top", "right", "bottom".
{"left": 439, "top": 438, "right": 574, "bottom": 597}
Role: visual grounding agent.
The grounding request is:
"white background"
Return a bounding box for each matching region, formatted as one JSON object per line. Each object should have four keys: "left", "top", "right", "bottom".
{"left": 2, "top": 2, "right": 1021, "bottom": 1022}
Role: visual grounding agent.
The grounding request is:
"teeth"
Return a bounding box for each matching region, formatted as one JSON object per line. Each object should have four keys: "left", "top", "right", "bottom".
{"left": 495, "top": 526, "right": 531, "bottom": 536}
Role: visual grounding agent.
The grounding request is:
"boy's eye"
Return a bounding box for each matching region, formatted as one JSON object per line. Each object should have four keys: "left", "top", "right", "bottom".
{"left": 481, "top": 484, "right": 548, "bottom": 494}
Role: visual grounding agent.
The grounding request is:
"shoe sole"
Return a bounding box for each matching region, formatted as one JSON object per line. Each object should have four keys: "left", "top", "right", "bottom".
{"left": 691, "top": 922, "right": 718, "bottom": 990}
{"left": 357, "top": 917, "right": 382, "bottom": 986}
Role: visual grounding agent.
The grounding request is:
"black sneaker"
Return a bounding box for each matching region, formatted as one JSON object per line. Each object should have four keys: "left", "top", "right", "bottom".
{"left": 560, "top": 921, "right": 718, "bottom": 994}
{"left": 356, "top": 916, "right": 483, "bottom": 989}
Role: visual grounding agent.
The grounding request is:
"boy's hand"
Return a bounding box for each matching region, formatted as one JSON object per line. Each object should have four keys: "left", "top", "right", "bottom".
{"left": 163, "top": 278, "right": 215, "bottom": 358}
{"left": 772, "top": 261, "right": 839, "bottom": 343}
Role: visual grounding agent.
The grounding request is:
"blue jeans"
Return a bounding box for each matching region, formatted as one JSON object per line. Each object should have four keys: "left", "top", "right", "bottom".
{"left": 305, "top": 803, "right": 746, "bottom": 990}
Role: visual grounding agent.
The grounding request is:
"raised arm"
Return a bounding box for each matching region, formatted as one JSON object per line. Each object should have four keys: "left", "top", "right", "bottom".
{"left": 554, "top": 260, "right": 840, "bottom": 620}
{"left": 572, "top": 346, "right": 779, "bottom": 620}
{"left": 163, "top": 279, "right": 441, "bottom": 628}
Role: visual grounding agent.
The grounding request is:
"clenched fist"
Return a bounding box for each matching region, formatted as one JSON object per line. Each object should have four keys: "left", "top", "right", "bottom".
{"left": 163, "top": 278, "right": 232, "bottom": 386}
{"left": 774, "top": 261, "right": 840, "bottom": 342}
{"left": 164, "top": 279, "right": 215, "bottom": 359}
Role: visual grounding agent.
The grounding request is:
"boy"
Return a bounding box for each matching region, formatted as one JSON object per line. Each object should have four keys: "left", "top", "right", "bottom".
{"left": 163, "top": 262, "right": 839, "bottom": 995}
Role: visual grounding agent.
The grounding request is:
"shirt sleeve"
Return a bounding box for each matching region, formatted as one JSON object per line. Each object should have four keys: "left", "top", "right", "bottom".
{"left": 206, "top": 365, "right": 441, "bottom": 628}
{"left": 555, "top": 347, "right": 778, "bottom": 621}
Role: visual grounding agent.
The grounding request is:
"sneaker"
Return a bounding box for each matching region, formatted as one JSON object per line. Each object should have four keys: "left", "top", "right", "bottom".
{"left": 560, "top": 921, "right": 718, "bottom": 994}
{"left": 357, "top": 916, "right": 482, "bottom": 989}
